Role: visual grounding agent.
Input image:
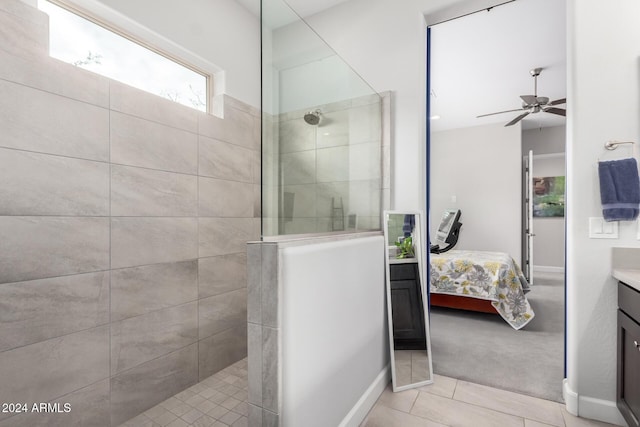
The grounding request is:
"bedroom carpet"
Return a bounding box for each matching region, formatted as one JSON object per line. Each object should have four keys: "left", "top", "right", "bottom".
{"left": 429, "top": 271, "right": 565, "bottom": 402}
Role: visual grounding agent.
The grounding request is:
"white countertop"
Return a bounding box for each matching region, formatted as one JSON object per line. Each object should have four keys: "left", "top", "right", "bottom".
{"left": 612, "top": 269, "right": 640, "bottom": 293}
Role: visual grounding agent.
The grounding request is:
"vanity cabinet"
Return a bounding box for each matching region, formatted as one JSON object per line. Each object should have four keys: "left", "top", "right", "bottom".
{"left": 617, "top": 281, "right": 640, "bottom": 427}
{"left": 389, "top": 262, "right": 426, "bottom": 350}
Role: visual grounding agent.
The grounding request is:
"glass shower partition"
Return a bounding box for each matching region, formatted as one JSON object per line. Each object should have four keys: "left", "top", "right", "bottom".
{"left": 261, "top": 0, "right": 384, "bottom": 237}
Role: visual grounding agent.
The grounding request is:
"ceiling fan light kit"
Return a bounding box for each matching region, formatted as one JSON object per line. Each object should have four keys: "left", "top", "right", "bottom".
{"left": 477, "top": 67, "right": 566, "bottom": 126}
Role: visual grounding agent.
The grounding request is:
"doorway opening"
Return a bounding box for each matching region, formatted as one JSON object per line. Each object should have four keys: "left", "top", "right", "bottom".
{"left": 426, "top": 0, "right": 567, "bottom": 402}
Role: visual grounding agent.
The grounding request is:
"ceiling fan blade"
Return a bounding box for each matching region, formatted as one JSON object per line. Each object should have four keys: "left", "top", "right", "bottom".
{"left": 548, "top": 98, "right": 566, "bottom": 106}
{"left": 520, "top": 95, "right": 537, "bottom": 105}
{"left": 505, "top": 111, "right": 530, "bottom": 127}
{"left": 543, "top": 107, "right": 566, "bottom": 116}
{"left": 477, "top": 108, "right": 526, "bottom": 118}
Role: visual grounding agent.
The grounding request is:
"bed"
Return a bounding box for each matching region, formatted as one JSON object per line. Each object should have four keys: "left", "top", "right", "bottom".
{"left": 429, "top": 250, "right": 534, "bottom": 330}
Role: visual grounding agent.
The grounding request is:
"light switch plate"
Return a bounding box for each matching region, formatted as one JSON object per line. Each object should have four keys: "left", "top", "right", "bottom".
{"left": 637, "top": 217, "right": 640, "bottom": 240}
{"left": 589, "top": 217, "right": 619, "bottom": 239}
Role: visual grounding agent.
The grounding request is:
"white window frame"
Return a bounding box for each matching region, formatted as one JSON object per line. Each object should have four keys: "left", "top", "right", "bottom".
{"left": 43, "top": 0, "right": 224, "bottom": 114}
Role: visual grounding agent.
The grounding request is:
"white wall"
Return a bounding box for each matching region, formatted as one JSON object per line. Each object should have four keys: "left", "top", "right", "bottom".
{"left": 280, "top": 235, "right": 388, "bottom": 426}
{"left": 566, "top": 0, "right": 640, "bottom": 423}
{"left": 92, "top": 0, "right": 261, "bottom": 108}
{"left": 523, "top": 125, "right": 566, "bottom": 155}
{"left": 430, "top": 123, "right": 522, "bottom": 262}
{"left": 523, "top": 126, "right": 566, "bottom": 270}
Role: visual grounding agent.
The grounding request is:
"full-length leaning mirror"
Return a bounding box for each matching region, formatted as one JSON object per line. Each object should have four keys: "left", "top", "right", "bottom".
{"left": 383, "top": 210, "right": 433, "bottom": 391}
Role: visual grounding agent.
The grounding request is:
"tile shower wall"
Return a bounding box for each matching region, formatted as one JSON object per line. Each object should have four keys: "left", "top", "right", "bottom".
{"left": 0, "top": 2, "right": 259, "bottom": 426}
{"left": 276, "top": 96, "right": 383, "bottom": 235}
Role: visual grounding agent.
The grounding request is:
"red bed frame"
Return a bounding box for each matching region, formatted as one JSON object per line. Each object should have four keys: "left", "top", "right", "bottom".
{"left": 430, "top": 293, "right": 498, "bottom": 314}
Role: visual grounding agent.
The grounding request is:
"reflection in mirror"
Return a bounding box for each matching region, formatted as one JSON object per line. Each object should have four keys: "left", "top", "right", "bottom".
{"left": 384, "top": 210, "right": 433, "bottom": 391}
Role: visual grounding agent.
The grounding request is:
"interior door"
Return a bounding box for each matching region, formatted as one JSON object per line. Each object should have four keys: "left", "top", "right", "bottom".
{"left": 524, "top": 150, "right": 534, "bottom": 285}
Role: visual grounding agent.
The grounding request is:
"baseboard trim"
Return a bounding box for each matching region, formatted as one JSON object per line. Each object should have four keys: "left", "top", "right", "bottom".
{"left": 339, "top": 365, "right": 390, "bottom": 427}
{"left": 578, "top": 395, "right": 627, "bottom": 426}
{"left": 534, "top": 265, "right": 565, "bottom": 274}
{"left": 563, "top": 379, "right": 627, "bottom": 425}
{"left": 563, "top": 379, "right": 578, "bottom": 415}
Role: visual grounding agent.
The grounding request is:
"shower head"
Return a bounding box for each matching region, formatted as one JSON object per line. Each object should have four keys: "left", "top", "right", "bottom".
{"left": 304, "top": 110, "right": 321, "bottom": 125}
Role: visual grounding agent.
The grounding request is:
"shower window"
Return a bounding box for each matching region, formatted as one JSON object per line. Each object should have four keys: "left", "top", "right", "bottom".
{"left": 261, "top": 0, "right": 386, "bottom": 237}
{"left": 38, "top": 0, "right": 209, "bottom": 112}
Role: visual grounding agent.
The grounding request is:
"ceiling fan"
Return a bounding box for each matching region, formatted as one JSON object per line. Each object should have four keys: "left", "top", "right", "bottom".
{"left": 477, "top": 67, "right": 566, "bottom": 126}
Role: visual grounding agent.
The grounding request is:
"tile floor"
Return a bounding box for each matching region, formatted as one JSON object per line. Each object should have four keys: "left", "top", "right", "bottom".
{"left": 119, "top": 358, "right": 619, "bottom": 427}
{"left": 119, "top": 359, "right": 248, "bottom": 427}
{"left": 361, "top": 374, "right": 619, "bottom": 427}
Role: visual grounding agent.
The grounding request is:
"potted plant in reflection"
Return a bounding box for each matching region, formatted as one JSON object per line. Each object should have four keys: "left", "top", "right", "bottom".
{"left": 395, "top": 236, "right": 415, "bottom": 259}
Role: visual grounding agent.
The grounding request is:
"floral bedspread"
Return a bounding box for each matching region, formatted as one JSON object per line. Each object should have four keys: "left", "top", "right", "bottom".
{"left": 429, "top": 250, "right": 534, "bottom": 330}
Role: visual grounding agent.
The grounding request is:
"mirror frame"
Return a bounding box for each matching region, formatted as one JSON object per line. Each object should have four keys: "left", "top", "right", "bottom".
{"left": 383, "top": 210, "right": 434, "bottom": 392}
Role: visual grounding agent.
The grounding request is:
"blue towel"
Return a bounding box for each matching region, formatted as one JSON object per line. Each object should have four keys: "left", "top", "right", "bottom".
{"left": 598, "top": 158, "right": 640, "bottom": 221}
{"left": 402, "top": 214, "right": 415, "bottom": 237}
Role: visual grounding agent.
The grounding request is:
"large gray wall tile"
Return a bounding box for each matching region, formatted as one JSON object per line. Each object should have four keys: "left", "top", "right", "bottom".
{"left": 110, "top": 112, "right": 197, "bottom": 174}
{"left": 110, "top": 344, "right": 198, "bottom": 426}
{"left": 280, "top": 151, "right": 316, "bottom": 185}
{"left": 0, "top": 217, "right": 110, "bottom": 284}
{"left": 0, "top": 5, "right": 48, "bottom": 61}
{"left": 282, "top": 185, "right": 317, "bottom": 218}
{"left": 247, "top": 243, "right": 262, "bottom": 325}
{"left": 248, "top": 323, "right": 263, "bottom": 406}
{"left": 315, "top": 110, "right": 349, "bottom": 149}
{"left": 199, "top": 177, "right": 254, "bottom": 218}
{"left": 111, "top": 217, "right": 198, "bottom": 269}
{"left": 252, "top": 112, "right": 261, "bottom": 152}
{"left": 111, "top": 302, "right": 198, "bottom": 375}
{"left": 110, "top": 81, "right": 198, "bottom": 133}
{"left": 349, "top": 142, "right": 382, "bottom": 181}
{"left": 0, "top": 80, "right": 109, "bottom": 161}
{"left": 254, "top": 184, "right": 262, "bottom": 218}
{"left": 262, "top": 326, "right": 279, "bottom": 414}
{"left": 248, "top": 404, "right": 263, "bottom": 427}
{"left": 316, "top": 182, "right": 349, "bottom": 217}
{"left": 0, "top": 326, "right": 109, "bottom": 421}
{"left": 199, "top": 289, "right": 247, "bottom": 340}
{"left": 0, "top": 271, "right": 109, "bottom": 352}
{"left": 278, "top": 119, "right": 315, "bottom": 153}
{"left": 111, "top": 165, "right": 198, "bottom": 217}
{"left": 252, "top": 150, "right": 261, "bottom": 185}
{"left": 0, "top": 0, "right": 48, "bottom": 25}
{"left": 199, "top": 253, "right": 247, "bottom": 299}
{"left": 111, "top": 260, "right": 198, "bottom": 322}
{"left": 0, "top": 52, "right": 109, "bottom": 108}
{"left": 316, "top": 146, "right": 349, "bottom": 183}
{"left": 199, "top": 136, "right": 253, "bottom": 182}
{"left": 198, "top": 325, "right": 247, "bottom": 380}
{"left": 198, "top": 106, "right": 254, "bottom": 149}
{"left": 0, "top": 149, "right": 109, "bottom": 216}
{"left": 199, "top": 218, "right": 254, "bottom": 257}
{"left": 261, "top": 244, "right": 279, "bottom": 329}
{"left": 0, "top": 380, "right": 110, "bottom": 427}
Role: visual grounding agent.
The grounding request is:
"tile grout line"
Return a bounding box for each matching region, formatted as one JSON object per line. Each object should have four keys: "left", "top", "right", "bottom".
{"left": 0, "top": 144, "right": 256, "bottom": 185}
